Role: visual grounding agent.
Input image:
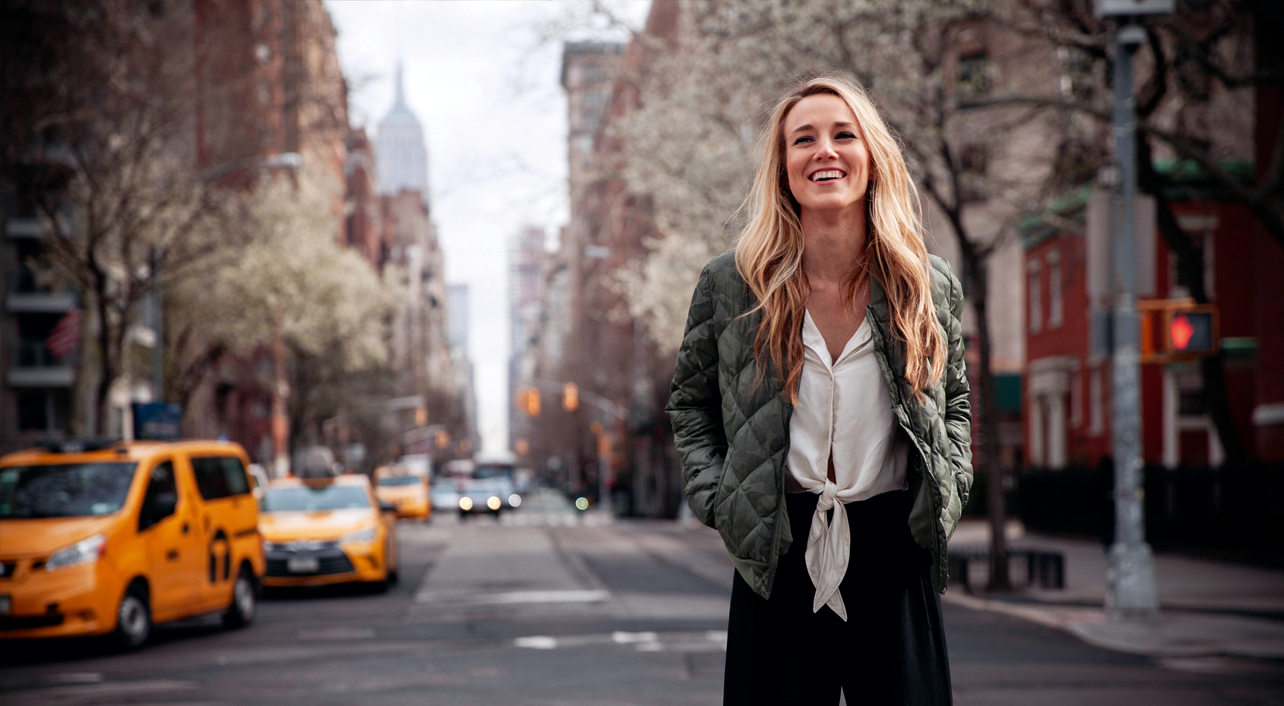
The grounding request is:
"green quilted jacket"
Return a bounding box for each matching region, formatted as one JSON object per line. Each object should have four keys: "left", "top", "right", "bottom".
{"left": 667, "top": 250, "right": 973, "bottom": 598}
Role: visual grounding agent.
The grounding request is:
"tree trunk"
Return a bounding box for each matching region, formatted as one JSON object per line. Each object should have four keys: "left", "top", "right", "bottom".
{"left": 970, "top": 268, "right": 1011, "bottom": 591}
{"left": 93, "top": 288, "right": 115, "bottom": 437}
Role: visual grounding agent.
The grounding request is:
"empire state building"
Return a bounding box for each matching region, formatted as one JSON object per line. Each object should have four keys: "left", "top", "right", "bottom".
{"left": 376, "top": 62, "right": 430, "bottom": 201}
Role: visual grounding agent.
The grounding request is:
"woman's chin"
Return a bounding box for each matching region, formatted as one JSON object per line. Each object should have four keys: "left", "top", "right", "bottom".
{"left": 798, "top": 195, "right": 865, "bottom": 216}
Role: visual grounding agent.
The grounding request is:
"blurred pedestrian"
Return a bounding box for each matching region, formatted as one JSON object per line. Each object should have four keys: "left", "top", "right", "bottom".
{"left": 668, "top": 75, "right": 972, "bottom": 705}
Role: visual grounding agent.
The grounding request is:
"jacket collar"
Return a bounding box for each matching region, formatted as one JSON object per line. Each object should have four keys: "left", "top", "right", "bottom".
{"left": 867, "top": 275, "right": 890, "bottom": 324}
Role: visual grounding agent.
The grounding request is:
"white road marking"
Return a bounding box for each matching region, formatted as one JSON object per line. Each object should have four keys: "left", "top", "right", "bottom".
{"left": 611, "top": 631, "right": 658, "bottom": 644}
{"left": 513, "top": 636, "right": 559, "bottom": 649}
{"left": 513, "top": 629, "right": 727, "bottom": 652}
{"left": 296, "top": 627, "right": 377, "bottom": 641}
{"left": 415, "top": 589, "right": 610, "bottom": 605}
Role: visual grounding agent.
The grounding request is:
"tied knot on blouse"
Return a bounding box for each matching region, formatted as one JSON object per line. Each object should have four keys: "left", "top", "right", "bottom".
{"left": 788, "top": 310, "right": 908, "bottom": 622}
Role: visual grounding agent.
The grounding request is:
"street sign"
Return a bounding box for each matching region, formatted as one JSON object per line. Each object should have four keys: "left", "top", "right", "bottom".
{"left": 132, "top": 403, "right": 182, "bottom": 441}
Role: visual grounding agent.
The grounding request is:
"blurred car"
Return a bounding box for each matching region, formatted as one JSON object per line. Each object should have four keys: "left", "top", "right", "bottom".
{"left": 373, "top": 465, "right": 431, "bottom": 521}
{"left": 456, "top": 461, "right": 521, "bottom": 519}
{"left": 247, "top": 463, "right": 270, "bottom": 500}
{"left": 430, "top": 484, "right": 460, "bottom": 515}
{"left": 0, "top": 439, "right": 263, "bottom": 648}
{"left": 258, "top": 475, "right": 398, "bottom": 590}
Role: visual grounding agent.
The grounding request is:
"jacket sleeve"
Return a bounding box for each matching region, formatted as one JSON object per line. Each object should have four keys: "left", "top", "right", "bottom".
{"left": 943, "top": 265, "right": 974, "bottom": 507}
{"left": 666, "top": 264, "right": 726, "bottom": 528}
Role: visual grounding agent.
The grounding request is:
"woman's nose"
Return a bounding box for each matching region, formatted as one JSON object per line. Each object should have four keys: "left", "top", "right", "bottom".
{"left": 815, "top": 138, "right": 839, "bottom": 159}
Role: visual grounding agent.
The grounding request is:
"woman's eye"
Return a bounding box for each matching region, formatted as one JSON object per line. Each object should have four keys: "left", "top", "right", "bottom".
{"left": 793, "top": 136, "right": 813, "bottom": 145}
{"left": 837, "top": 131, "right": 857, "bottom": 139}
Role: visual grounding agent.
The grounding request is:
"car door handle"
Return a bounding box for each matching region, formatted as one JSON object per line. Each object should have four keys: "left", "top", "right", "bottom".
{"left": 166, "top": 549, "right": 179, "bottom": 561}
{"left": 182, "top": 523, "right": 190, "bottom": 535}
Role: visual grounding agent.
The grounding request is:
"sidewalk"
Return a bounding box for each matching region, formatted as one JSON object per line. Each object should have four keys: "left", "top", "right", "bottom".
{"left": 946, "top": 519, "right": 1284, "bottom": 659}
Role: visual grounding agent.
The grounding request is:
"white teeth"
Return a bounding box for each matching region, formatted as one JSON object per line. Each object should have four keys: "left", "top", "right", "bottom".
{"left": 811, "top": 170, "right": 845, "bottom": 181}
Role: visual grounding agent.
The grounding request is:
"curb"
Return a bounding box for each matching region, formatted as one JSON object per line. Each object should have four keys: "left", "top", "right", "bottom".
{"left": 944, "top": 592, "right": 1284, "bottom": 660}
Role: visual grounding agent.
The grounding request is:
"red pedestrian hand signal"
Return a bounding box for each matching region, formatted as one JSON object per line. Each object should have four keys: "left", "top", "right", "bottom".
{"left": 1170, "top": 314, "right": 1195, "bottom": 350}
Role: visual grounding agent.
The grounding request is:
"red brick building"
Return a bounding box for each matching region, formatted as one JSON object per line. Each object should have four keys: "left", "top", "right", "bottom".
{"left": 1023, "top": 181, "right": 1269, "bottom": 469}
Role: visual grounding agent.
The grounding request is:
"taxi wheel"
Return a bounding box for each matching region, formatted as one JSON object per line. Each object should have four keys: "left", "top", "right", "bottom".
{"left": 223, "top": 565, "right": 256, "bottom": 629}
{"left": 113, "top": 582, "right": 151, "bottom": 650}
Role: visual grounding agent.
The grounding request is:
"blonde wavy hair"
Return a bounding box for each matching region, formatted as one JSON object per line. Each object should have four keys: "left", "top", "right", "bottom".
{"left": 735, "top": 75, "right": 945, "bottom": 403}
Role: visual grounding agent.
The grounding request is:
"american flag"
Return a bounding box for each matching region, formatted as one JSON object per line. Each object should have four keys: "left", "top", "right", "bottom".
{"left": 46, "top": 308, "right": 80, "bottom": 359}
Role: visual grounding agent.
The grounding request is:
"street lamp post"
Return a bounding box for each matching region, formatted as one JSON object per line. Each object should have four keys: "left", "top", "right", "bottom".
{"left": 1097, "top": 0, "right": 1168, "bottom": 618}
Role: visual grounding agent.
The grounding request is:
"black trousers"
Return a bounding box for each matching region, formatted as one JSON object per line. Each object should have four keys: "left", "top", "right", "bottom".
{"left": 723, "top": 489, "right": 952, "bottom": 705}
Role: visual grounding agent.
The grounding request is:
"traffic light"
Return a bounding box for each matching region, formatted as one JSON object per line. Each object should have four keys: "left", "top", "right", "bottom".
{"left": 1165, "top": 307, "right": 1217, "bottom": 355}
{"left": 1138, "top": 300, "right": 1219, "bottom": 363}
{"left": 563, "top": 382, "right": 579, "bottom": 412}
{"left": 525, "top": 388, "right": 541, "bottom": 416}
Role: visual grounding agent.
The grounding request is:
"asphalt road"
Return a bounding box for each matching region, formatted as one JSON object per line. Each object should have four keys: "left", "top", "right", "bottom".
{"left": 2, "top": 490, "right": 1282, "bottom": 705}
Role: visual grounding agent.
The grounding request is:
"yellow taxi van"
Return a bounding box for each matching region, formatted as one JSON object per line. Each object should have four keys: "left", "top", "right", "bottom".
{"left": 258, "top": 474, "right": 399, "bottom": 590}
{"left": 0, "top": 439, "right": 264, "bottom": 648}
{"left": 373, "top": 465, "right": 431, "bottom": 520}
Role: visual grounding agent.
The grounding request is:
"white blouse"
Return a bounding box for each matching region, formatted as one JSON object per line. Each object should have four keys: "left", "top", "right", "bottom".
{"left": 786, "top": 309, "right": 908, "bottom": 621}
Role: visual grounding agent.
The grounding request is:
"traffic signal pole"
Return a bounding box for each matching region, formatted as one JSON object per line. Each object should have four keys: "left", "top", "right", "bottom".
{"left": 1107, "top": 21, "right": 1160, "bottom": 618}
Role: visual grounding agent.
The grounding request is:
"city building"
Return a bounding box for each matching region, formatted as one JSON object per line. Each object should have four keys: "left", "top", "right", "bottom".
{"left": 448, "top": 283, "right": 480, "bottom": 454}
{"left": 375, "top": 62, "right": 430, "bottom": 198}
{"left": 372, "top": 66, "right": 464, "bottom": 459}
{"left": 508, "top": 225, "right": 546, "bottom": 453}
{"left": 186, "top": 0, "right": 353, "bottom": 471}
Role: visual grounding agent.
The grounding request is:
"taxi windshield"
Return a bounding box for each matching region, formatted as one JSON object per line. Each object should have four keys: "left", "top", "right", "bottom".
{"left": 377, "top": 476, "right": 420, "bottom": 487}
{"left": 0, "top": 463, "right": 137, "bottom": 519}
{"left": 260, "top": 485, "right": 371, "bottom": 512}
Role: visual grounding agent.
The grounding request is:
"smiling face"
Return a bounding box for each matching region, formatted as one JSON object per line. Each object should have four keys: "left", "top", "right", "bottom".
{"left": 782, "top": 93, "right": 872, "bottom": 217}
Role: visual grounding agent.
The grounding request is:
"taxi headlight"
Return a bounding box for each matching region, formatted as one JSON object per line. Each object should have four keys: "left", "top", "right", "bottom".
{"left": 340, "top": 527, "right": 378, "bottom": 544}
{"left": 486, "top": 496, "right": 502, "bottom": 511}
{"left": 459, "top": 497, "right": 474, "bottom": 511}
{"left": 46, "top": 534, "right": 106, "bottom": 571}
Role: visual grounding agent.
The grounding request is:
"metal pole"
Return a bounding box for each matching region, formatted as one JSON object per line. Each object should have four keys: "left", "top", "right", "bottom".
{"left": 151, "top": 248, "right": 162, "bottom": 399}
{"left": 1107, "top": 22, "right": 1159, "bottom": 617}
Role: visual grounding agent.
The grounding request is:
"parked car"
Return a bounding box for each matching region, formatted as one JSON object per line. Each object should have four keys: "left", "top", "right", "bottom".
{"left": 0, "top": 439, "right": 263, "bottom": 648}
{"left": 373, "top": 465, "right": 431, "bottom": 521}
{"left": 258, "top": 475, "right": 398, "bottom": 590}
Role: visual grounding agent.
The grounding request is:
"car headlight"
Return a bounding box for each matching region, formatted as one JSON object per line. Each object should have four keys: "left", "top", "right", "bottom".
{"left": 459, "top": 497, "right": 473, "bottom": 511}
{"left": 46, "top": 534, "right": 106, "bottom": 571}
{"left": 340, "top": 527, "right": 378, "bottom": 544}
{"left": 508, "top": 494, "right": 522, "bottom": 508}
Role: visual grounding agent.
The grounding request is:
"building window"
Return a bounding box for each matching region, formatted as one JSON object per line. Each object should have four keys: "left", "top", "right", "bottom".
{"left": 583, "top": 65, "right": 603, "bottom": 84}
{"left": 577, "top": 134, "right": 594, "bottom": 154}
{"left": 1047, "top": 250, "right": 1063, "bottom": 329}
{"left": 958, "top": 51, "right": 992, "bottom": 97}
{"left": 1027, "top": 260, "right": 1042, "bottom": 333}
{"left": 256, "top": 43, "right": 271, "bottom": 64}
{"left": 583, "top": 90, "right": 605, "bottom": 108}
{"left": 581, "top": 111, "right": 600, "bottom": 130}
{"left": 958, "top": 144, "right": 987, "bottom": 203}
{"left": 1089, "top": 367, "right": 1104, "bottom": 437}
{"left": 1169, "top": 229, "right": 1213, "bottom": 299}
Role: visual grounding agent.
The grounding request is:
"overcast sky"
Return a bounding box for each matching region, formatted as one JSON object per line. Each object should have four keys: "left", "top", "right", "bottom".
{"left": 325, "top": 1, "right": 648, "bottom": 455}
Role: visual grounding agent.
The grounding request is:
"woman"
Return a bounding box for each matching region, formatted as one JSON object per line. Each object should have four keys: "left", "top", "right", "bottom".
{"left": 667, "top": 75, "right": 973, "bottom": 704}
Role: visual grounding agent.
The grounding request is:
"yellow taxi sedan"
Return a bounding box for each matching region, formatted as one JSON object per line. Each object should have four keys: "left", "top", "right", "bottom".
{"left": 258, "top": 475, "right": 398, "bottom": 590}
{"left": 373, "top": 466, "right": 431, "bottom": 521}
